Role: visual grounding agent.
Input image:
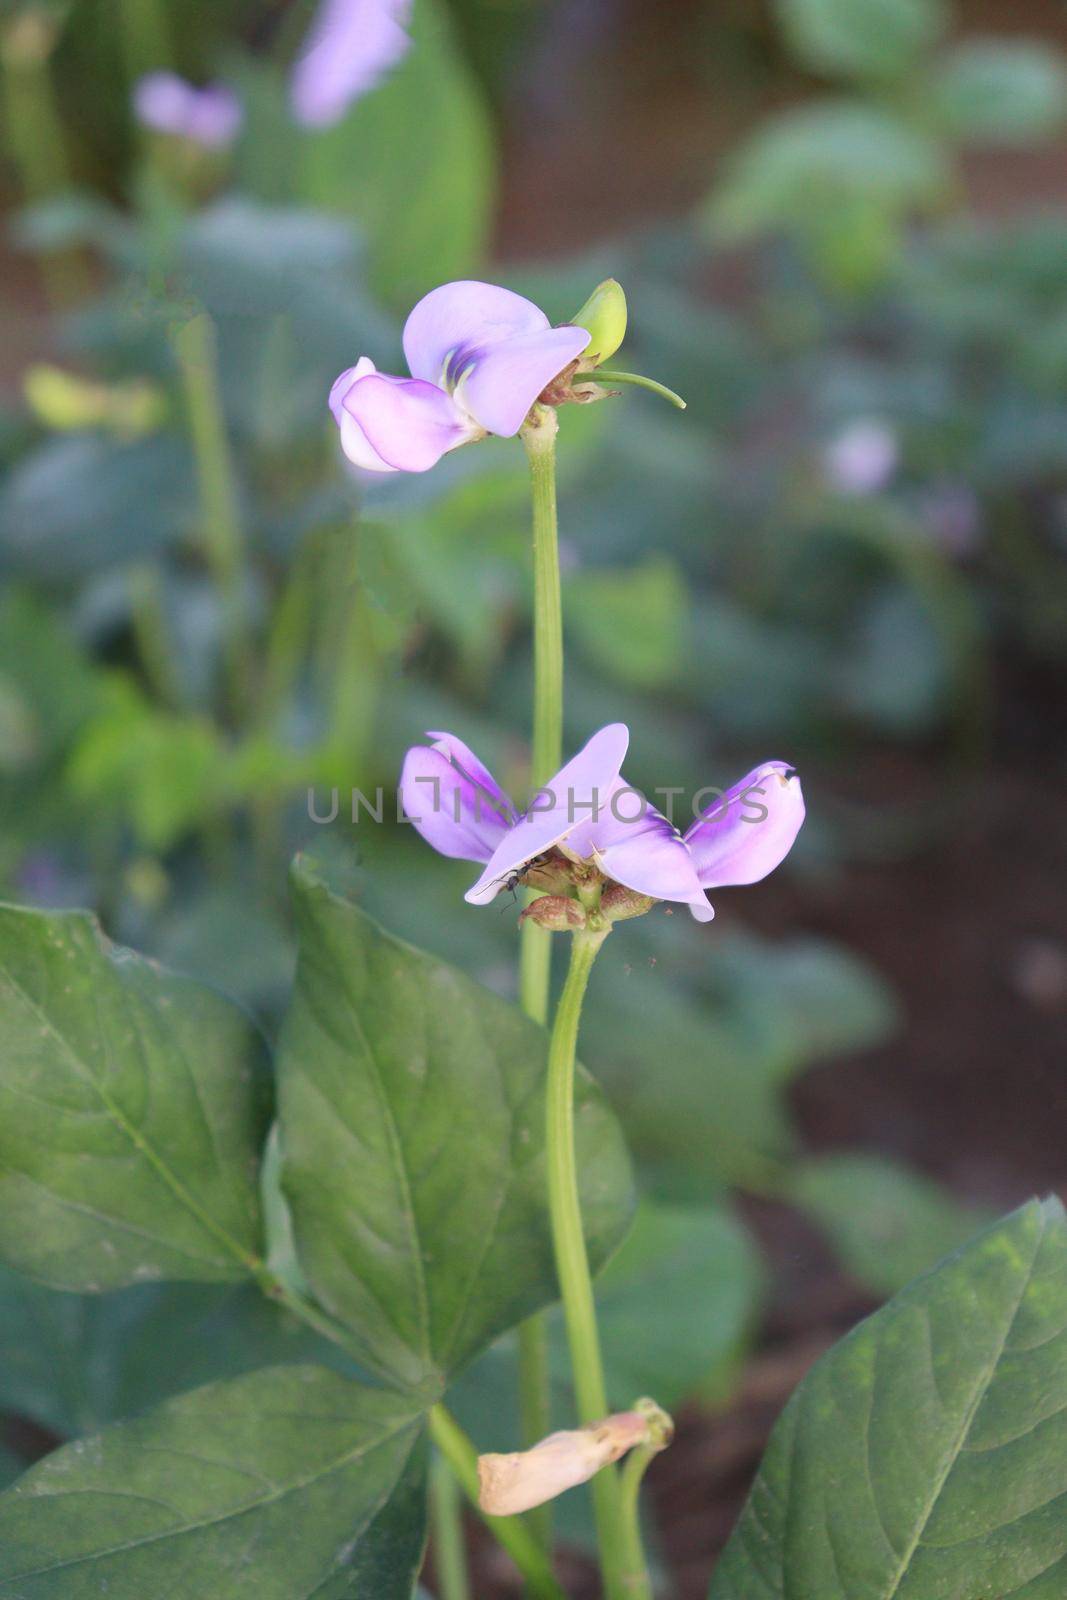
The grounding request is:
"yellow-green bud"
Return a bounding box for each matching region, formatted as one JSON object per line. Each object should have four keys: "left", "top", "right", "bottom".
{"left": 24, "top": 365, "right": 166, "bottom": 438}
{"left": 572, "top": 278, "right": 627, "bottom": 368}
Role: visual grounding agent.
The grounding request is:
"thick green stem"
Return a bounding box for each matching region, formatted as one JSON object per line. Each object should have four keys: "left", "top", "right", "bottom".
{"left": 430, "top": 1454, "right": 471, "bottom": 1600}
{"left": 428, "top": 1407, "right": 568, "bottom": 1600}
{"left": 171, "top": 311, "right": 253, "bottom": 721}
{"left": 547, "top": 931, "right": 652, "bottom": 1600}
{"left": 514, "top": 407, "right": 565, "bottom": 1558}
{"left": 522, "top": 409, "right": 564, "bottom": 789}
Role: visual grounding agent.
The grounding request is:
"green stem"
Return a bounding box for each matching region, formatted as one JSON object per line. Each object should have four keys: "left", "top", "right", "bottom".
{"left": 428, "top": 1406, "right": 568, "bottom": 1600}
{"left": 522, "top": 408, "right": 564, "bottom": 790}
{"left": 430, "top": 1454, "right": 471, "bottom": 1600}
{"left": 588, "top": 369, "right": 686, "bottom": 409}
{"left": 171, "top": 311, "right": 253, "bottom": 722}
{"left": 0, "top": 12, "right": 87, "bottom": 306}
{"left": 128, "top": 564, "right": 181, "bottom": 708}
{"left": 516, "top": 406, "right": 565, "bottom": 1556}
{"left": 547, "top": 931, "right": 652, "bottom": 1600}
{"left": 117, "top": 0, "right": 172, "bottom": 82}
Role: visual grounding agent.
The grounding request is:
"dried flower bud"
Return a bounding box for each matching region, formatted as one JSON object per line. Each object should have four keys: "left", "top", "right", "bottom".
{"left": 632, "top": 1396, "right": 674, "bottom": 1451}
{"left": 519, "top": 894, "right": 586, "bottom": 933}
{"left": 600, "top": 884, "right": 657, "bottom": 923}
{"left": 572, "top": 278, "right": 627, "bottom": 368}
{"left": 478, "top": 1410, "right": 650, "bottom": 1516}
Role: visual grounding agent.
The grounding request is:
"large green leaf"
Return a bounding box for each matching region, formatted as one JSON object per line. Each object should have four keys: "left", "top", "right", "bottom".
{"left": 0, "top": 1366, "right": 426, "bottom": 1598}
{"left": 0, "top": 905, "right": 270, "bottom": 1288}
{"left": 277, "top": 857, "right": 634, "bottom": 1394}
{"left": 710, "top": 1198, "right": 1067, "bottom": 1599}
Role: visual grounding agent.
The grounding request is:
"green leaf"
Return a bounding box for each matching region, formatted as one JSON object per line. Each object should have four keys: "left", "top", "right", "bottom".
{"left": 790, "top": 1154, "right": 990, "bottom": 1297}
{"left": 277, "top": 856, "right": 634, "bottom": 1393}
{"left": 709, "top": 1198, "right": 1067, "bottom": 1599}
{"left": 709, "top": 103, "right": 948, "bottom": 239}
{"left": 588, "top": 959, "right": 796, "bottom": 1191}
{"left": 0, "top": 904, "right": 270, "bottom": 1289}
{"left": 775, "top": 0, "right": 947, "bottom": 81}
{"left": 934, "top": 40, "right": 1067, "bottom": 147}
{"left": 66, "top": 675, "right": 226, "bottom": 850}
{"left": 0, "top": 435, "right": 194, "bottom": 581}
{"left": 300, "top": 0, "right": 495, "bottom": 304}
{"left": 0, "top": 1271, "right": 353, "bottom": 1438}
{"left": 0, "top": 1366, "right": 426, "bottom": 1598}
{"left": 565, "top": 557, "right": 689, "bottom": 690}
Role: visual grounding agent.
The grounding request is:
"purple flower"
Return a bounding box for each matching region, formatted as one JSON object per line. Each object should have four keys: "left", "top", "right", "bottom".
{"left": 824, "top": 419, "right": 898, "bottom": 496}
{"left": 133, "top": 73, "right": 243, "bottom": 149}
{"left": 291, "top": 0, "right": 412, "bottom": 128}
{"left": 399, "top": 724, "right": 804, "bottom": 923}
{"left": 330, "top": 281, "right": 590, "bottom": 474}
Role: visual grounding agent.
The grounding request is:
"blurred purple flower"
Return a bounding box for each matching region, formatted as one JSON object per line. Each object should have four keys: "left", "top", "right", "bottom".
{"left": 291, "top": 0, "right": 412, "bottom": 128}
{"left": 824, "top": 419, "right": 899, "bottom": 496}
{"left": 330, "top": 280, "right": 590, "bottom": 473}
{"left": 400, "top": 724, "right": 804, "bottom": 923}
{"left": 133, "top": 72, "right": 243, "bottom": 148}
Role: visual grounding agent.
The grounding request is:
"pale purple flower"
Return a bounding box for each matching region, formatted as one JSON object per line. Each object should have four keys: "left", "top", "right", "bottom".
{"left": 824, "top": 419, "right": 899, "bottom": 496}
{"left": 329, "top": 281, "right": 590, "bottom": 474}
{"left": 399, "top": 724, "right": 804, "bottom": 923}
{"left": 291, "top": 0, "right": 412, "bottom": 128}
{"left": 133, "top": 73, "right": 243, "bottom": 149}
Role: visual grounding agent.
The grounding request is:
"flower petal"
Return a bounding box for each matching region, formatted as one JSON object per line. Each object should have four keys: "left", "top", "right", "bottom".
{"left": 403, "top": 281, "right": 550, "bottom": 384}
{"left": 456, "top": 325, "right": 591, "bottom": 437}
{"left": 290, "top": 0, "right": 412, "bottom": 129}
{"left": 424, "top": 731, "right": 515, "bottom": 819}
{"left": 133, "top": 73, "right": 242, "bottom": 147}
{"left": 479, "top": 1412, "right": 649, "bottom": 1517}
{"left": 567, "top": 780, "right": 714, "bottom": 922}
{"left": 400, "top": 734, "right": 514, "bottom": 864}
{"left": 684, "top": 761, "right": 805, "bottom": 888}
{"left": 343, "top": 373, "right": 477, "bottom": 472}
{"left": 329, "top": 358, "right": 397, "bottom": 473}
{"left": 465, "top": 723, "right": 629, "bottom": 904}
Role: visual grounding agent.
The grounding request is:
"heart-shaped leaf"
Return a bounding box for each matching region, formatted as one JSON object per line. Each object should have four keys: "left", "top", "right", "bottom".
{"left": 0, "top": 904, "right": 270, "bottom": 1288}
{"left": 0, "top": 1366, "right": 425, "bottom": 1598}
{"left": 276, "top": 856, "right": 634, "bottom": 1393}
{"left": 710, "top": 1197, "right": 1067, "bottom": 1598}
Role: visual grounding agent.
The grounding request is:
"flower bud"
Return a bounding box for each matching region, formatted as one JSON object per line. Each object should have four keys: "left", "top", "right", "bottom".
{"left": 632, "top": 1396, "right": 674, "bottom": 1451}
{"left": 600, "top": 884, "right": 657, "bottom": 923}
{"left": 24, "top": 365, "right": 165, "bottom": 439}
{"left": 572, "top": 278, "right": 627, "bottom": 368}
{"left": 519, "top": 894, "right": 586, "bottom": 933}
{"left": 478, "top": 1411, "right": 650, "bottom": 1517}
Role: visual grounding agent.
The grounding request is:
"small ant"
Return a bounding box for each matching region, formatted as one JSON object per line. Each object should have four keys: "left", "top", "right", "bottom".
{"left": 493, "top": 851, "right": 556, "bottom": 908}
